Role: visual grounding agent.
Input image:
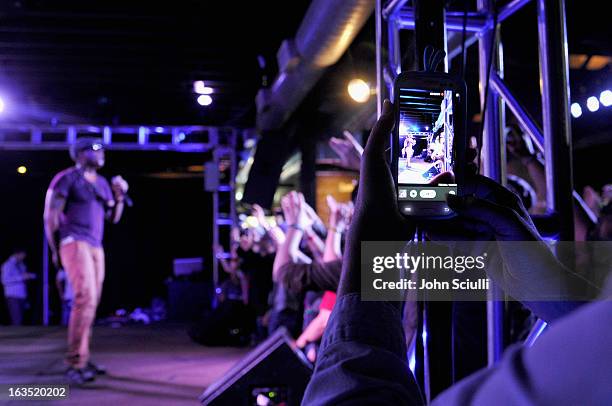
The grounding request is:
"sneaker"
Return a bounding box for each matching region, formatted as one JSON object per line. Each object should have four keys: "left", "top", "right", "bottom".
{"left": 65, "top": 367, "right": 95, "bottom": 385}
{"left": 85, "top": 361, "right": 106, "bottom": 376}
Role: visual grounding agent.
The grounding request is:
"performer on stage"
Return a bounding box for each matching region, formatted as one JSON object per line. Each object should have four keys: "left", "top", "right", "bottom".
{"left": 43, "top": 137, "right": 129, "bottom": 385}
{"left": 401, "top": 135, "right": 416, "bottom": 167}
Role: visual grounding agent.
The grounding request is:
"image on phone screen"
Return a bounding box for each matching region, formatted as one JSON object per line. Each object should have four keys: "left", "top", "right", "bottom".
{"left": 397, "top": 87, "right": 458, "bottom": 204}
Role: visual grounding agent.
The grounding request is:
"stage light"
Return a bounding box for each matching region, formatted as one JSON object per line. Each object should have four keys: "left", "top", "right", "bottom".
{"left": 197, "top": 95, "right": 213, "bottom": 106}
{"left": 425, "top": 126, "right": 429, "bottom": 131}
{"left": 17, "top": 166, "right": 27, "bottom": 174}
{"left": 154, "top": 127, "right": 164, "bottom": 133}
{"left": 0, "top": 96, "right": 5, "bottom": 113}
{"left": 586, "top": 96, "right": 600, "bottom": 112}
{"left": 194, "top": 81, "right": 213, "bottom": 95}
{"left": 347, "top": 79, "right": 370, "bottom": 103}
{"left": 193, "top": 80, "right": 205, "bottom": 93}
{"left": 570, "top": 103, "right": 582, "bottom": 118}
{"left": 600, "top": 90, "right": 612, "bottom": 107}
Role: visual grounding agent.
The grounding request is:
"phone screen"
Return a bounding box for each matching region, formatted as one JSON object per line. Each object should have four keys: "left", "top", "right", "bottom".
{"left": 397, "top": 87, "right": 458, "bottom": 204}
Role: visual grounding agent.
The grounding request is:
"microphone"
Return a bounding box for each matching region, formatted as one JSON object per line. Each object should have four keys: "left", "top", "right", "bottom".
{"left": 112, "top": 176, "right": 133, "bottom": 207}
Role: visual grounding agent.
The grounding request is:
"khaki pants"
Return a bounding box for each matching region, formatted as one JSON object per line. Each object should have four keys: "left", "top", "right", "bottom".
{"left": 60, "top": 240, "right": 105, "bottom": 369}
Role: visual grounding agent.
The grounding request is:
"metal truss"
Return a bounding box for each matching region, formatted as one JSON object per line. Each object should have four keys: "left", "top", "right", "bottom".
{"left": 377, "top": 0, "right": 578, "bottom": 396}
{"left": 0, "top": 124, "right": 238, "bottom": 152}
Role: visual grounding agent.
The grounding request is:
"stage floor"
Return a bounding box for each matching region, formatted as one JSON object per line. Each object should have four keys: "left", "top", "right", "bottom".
{"left": 0, "top": 324, "right": 250, "bottom": 405}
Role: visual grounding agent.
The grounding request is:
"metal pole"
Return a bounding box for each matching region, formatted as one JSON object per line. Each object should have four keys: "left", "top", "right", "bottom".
{"left": 210, "top": 130, "right": 220, "bottom": 295}
{"left": 537, "top": 0, "right": 574, "bottom": 240}
{"left": 498, "top": 0, "right": 532, "bottom": 23}
{"left": 477, "top": 0, "right": 505, "bottom": 366}
{"left": 524, "top": 319, "right": 548, "bottom": 347}
{"left": 382, "top": 0, "right": 410, "bottom": 19}
{"left": 229, "top": 131, "right": 237, "bottom": 227}
{"left": 375, "top": 0, "right": 384, "bottom": 116}
{"left": 478, "top": 9, "right": 505, "bottom": 182}
{"left": 490, "top": 73, "right": 544, "bottom": 151}
{"left": 387, "top": 16, "right": 401, "bottom": 75}
{"left": 396, "top": 10, "right": 486, "bottom": 32}
{"left": 42, "top": 232, "right": 49, "bottom": 326}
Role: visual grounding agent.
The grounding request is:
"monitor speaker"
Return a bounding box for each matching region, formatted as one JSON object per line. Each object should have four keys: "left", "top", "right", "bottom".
{"left": 200, "top": 327, "right": 312, "bottom": 405}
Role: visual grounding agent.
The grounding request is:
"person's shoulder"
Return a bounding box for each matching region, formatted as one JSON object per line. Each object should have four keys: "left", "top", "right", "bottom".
{"left": 97, "top": 175, "right": 112, "bottom": 190}
{"left": 1, "top": 257, "right": 15, "bottom": 270}
{"left": 49, "top": 167, "right": 78, "bottom": 188}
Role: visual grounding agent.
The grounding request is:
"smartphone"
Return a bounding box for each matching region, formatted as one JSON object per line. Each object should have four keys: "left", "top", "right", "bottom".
{"left": 392, "top": 71, "right": 467, "bottom": 218}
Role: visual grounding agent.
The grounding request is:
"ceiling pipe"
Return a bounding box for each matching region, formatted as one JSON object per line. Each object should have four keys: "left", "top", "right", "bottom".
{"left": 256, "top": 0, "right": 375, "bottom": 131}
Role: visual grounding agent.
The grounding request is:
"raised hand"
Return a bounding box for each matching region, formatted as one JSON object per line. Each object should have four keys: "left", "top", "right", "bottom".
{"left": 329, "top": 130, "right": 364, "bottom": 171}
{"left": 111, "top": 175, "right": 129, "bottom": 197}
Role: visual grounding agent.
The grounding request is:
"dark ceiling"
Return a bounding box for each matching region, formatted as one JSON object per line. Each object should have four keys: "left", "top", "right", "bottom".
{"left": 0, "top": 0, "right": 608, "bottom": 136}
{"left": 0, "top": 0, "right": 311, "bottom": 126}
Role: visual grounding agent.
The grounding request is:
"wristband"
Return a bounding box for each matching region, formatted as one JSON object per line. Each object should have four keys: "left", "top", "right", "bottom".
{"left": 288, "top": 224, "right": 304, "bottom": 232}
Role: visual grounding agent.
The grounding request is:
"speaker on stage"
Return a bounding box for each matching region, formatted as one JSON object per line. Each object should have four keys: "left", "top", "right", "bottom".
{"left": 200, "top": 327, "right": 312, "bottom": 405}
{"left": 242, "top": 130, "right": 290, "bottom": 208}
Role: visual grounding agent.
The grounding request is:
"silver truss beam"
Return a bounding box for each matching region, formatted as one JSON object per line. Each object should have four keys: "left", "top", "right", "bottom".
{"left": 0, "top": 124, "right": 240, "bottom": 152}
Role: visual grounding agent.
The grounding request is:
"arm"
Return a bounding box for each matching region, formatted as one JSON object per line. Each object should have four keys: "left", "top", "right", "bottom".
{"left": 325, "top": 197, "right": 354, "bottom": 262}
{"left": 272, "top": 192, "right": 311, "bottom": 282}
{"left": 328, "top": 130, "right": 363, "bottom": 171}
{"left": 304, "top": 101, "right": 424, "bottom": 405}
{"left": 296, "top": 308, "right": 332, "bottom": 349}
{"left": 43, "top": 189, "right": 66, "bottom": 268}
{"left": 304, "top": 228, "right": 325, "bottom": 262}
{"left": 252, "top": 204, "right": 286, "bottom": 246}
{"left": 322, "top": 227, "right": 342, "bottom": 262}
{"left": 109, "top": 175, "right": 129, "bottom": 224}
{"left": 214, "top": 245, "right": 232, "bottom": 274}
{"left": 323, "top": 196, "right": 349, "bottom": 262}
{"left": 432, "top": 301, "right": 612, "bottom": 405}
{"left": 445, "top": 175, "right": 597, "bottom": 322}
{"left": 109, "top": 199, "right": 125, "bottom": 224}
{"left": 272, "top": 226, "right": 304, "bottom": 282}
{"left": 302, "top": 295, "right": 423, "bottom": 405}
{"left": 303, "top": 203, "right": 326, "bottom": 260}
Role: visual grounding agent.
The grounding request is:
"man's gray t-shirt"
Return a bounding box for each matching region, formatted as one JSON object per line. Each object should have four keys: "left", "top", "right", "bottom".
{"left": 49, "top": 167, "right": 113, "bottom": 247}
